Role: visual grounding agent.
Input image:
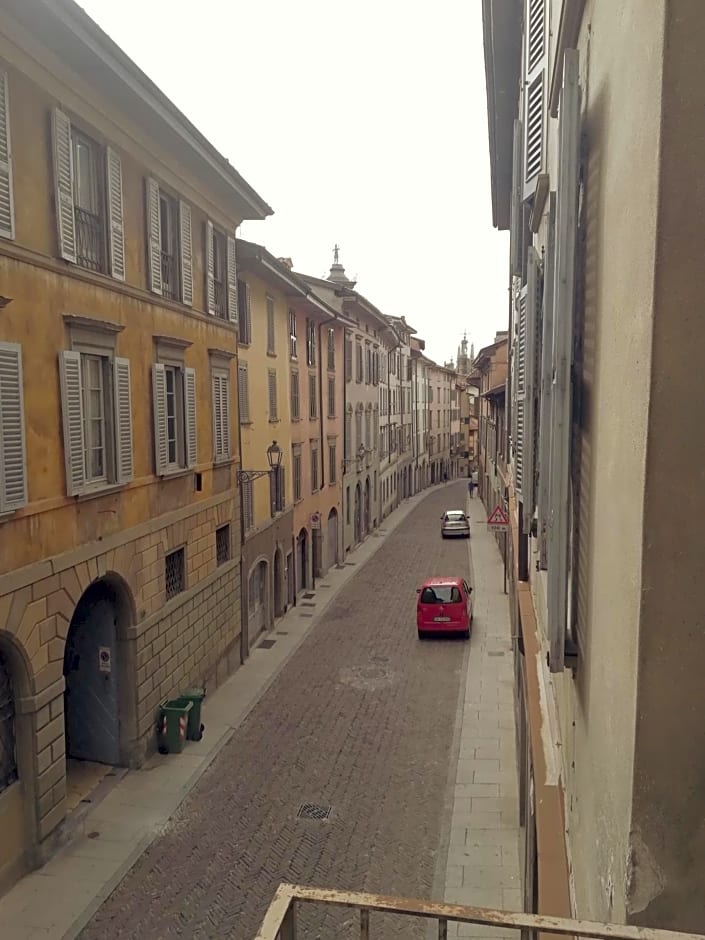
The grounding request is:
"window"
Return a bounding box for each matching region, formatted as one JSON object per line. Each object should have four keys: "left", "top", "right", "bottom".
{"left": 152, "top": 363, "right": 196, "bottom": 476}
{"left": 238, "top": 362, "right": 250, "bottom": 424}
{"left": 145, "top": 179, "right": 193, "bottom": 304}
{"left": 59, "top": 347, "right": 133, "bottom": 495}
{"left": 356, "top": 343, "right": 363, "bottom": 383}
{"left": 0, "top": 651, "right": 17, "bottom": 793}
{"left": 309, "top": 373, "right": 317, "bottom": 419}
{"left": 165, "top": 547, "right": 185, "bottom": 599}
{"left": 270, "top": 465, "right": 285, "bottom": 514}
{"left": 329, "top": 441, "right": 337, "bottom": 484}
{"left": 306, "top": 319, "right": 316, "bottom": 366}
{"left": 311, "top": 442, "right": 319, "bottom": 492}
{"left": 72, "top": 130, "right": 105, "bottom": 273}
{"left": 212, "top": 227, "right": 227, "bottom": 318}
{"left": 355, "top": 411, "right": 362, "bottom": 450}
{"left": 266, "top": 296, "right": 276, "bottom": 354}
{"left": 237, "top": 279, "right": 252, "bottom": 343}
{"left": 216, "top": 525, "right": 231, "bottom": 565}
{"left": 212, "top": 368, "right": 231, "bottom": 461}
{"left": 205, "top": 221, "right": 237, "bottom": 321}
{"left": 345, "top": 336, "right": 352, "bottom": 381}
{"left": 290, "top": 372, "right": 301, "bottom": 421}
{"left": 327, "top": 328, "right": 335, "bottom": 371}
{"left": 242, "top": 477, "right": 254, "bottom": 530}
{"left": 0, "top": 73, "right": 16, "bottom": 241}
{"left": 327, "top": 377, "right": 335, "bottom": 418}
{"left": 0, "top": 343, "right": 27, "bottom": 512}
{"left": 293, "top": 448, "right": 302, "bottom": 501}
{"left": 268, "top": 369, "right": 278, "bottom": 422}
{"left": 365, "top": 411, "right": 371, "bottom": 451}
{"left": 289, "top": 309, "right": 297, "bottom": 358}
{"left": 365, "top": 347, "right": 371, "bottom": 385}
{"left": 346, "top": 486, "right": 350, "bottom": 523}
{"left": 344, "top": 411, "right": 352, "bottom": 459}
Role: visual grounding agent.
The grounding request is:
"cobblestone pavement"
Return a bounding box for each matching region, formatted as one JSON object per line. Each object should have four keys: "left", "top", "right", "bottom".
{"left": 80, "top": 482, "right": 475, "bottom": 940}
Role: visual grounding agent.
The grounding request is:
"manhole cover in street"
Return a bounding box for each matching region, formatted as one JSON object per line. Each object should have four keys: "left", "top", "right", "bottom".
{"left": 296, "top": 803, "right": 332, "bottom": 821}
{"left": 338, "top": 664, "right": 396, "bottom": 691}
{"left": 258, "top": 639, "right": 276, "bottom": 649}
{"left": 303, "top": 592, "right": 316, "bottom": 599}
{"left": 488, "top": 651, "right": 505, "bottom": 657}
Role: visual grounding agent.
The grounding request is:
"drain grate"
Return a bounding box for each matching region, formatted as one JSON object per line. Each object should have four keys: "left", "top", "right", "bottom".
{"left": 276, "top": 631, "right": 289, "bottom": 636}
{"left": 345, "top": 562, "right": 357, "bottom": 567}
{"left": 296, "top": 802, "right": 332, "bottom": 821}
{"left": 299, "top": 613, "right": 314, "bottom": 618}
{"left": 303, "top": 592, "right": 316, "bottom": 599}
{"left": 488, "top": 651, "right": 505, "bottom": 657}
{"left": 258, "top": 639, "right": 276, "bottom": 650}
{"left": 301, "top": 602, "right": 316, "bottom": 607}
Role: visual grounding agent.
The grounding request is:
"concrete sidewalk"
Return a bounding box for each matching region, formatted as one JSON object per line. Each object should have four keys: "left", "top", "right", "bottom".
{"left": 0, "top": 485, "right": 450, "bottom": 940}
{"left": 437, "top": 493, "right": 521, "bottom": 938}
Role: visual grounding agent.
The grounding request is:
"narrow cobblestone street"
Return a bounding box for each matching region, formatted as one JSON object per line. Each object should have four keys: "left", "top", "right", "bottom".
{"left": 79, "top": 482, "right": 477, "bottom": 939}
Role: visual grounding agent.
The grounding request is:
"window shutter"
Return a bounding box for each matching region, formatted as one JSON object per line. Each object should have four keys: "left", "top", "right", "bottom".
{"left": 112, "top": 357, "right": 133, "bottom": 484}
{"left": 523, "top": 0, "right": 546, "bottom": 200}
{"left": 152, "top": 363, "right": 168, "bottom": 475}
{"left": 0, "top": 342, "right": 27, "bottom": 511}
{"left": 522, "top": 247, "right": 541, "bottom": 533}
{"left": 184, "top": 367, "right": 197, "bottom": 468}
{"left": 106, "top": 148, "right": 125, "bottom": 281}
{"left": 510, "top": 119, "right": 523, "bottom": 278}
{"left": 146, "top": 177, "right": 162, "bottom": 294}
{"left": 52, "top": 109, "right": 76, "bottom": 263}
{"left": 179, "top": 201, "right": 193, "bottom": 306}
{"left": 345, "top": 337, "right": 352, "bottom": 381}
{"left": 0, "top": 73, "right": 15, "bottom": 240}
{"left": 268, "top": 370, "right": 278, "bottom": 421}
{"left": 58, "top": 350, "right": 85, "bottom": 495}
{"left": 548, "top": 48, "right": 581, "bottom": 674}
{"left": 238, "top": 362, "right": 250, "bottom": 423}
{"left": 538, "top": 193, "right": 556, "bottom": 569}
{"left": 220, "top": 374, "right": 231, "bottom": 457}
{"left": 266, "top": 298, "right": 275, "bottom": 353}
{"left": 514, "top": 288, "right": 527, "bottom": 501}
{"left": 227, "top": 235, "right": 238, "bottom": 323}
{"left": 242, "top": 477, "right": 253, "bottom": 530}
{"left": 205, "top": 220, "right": 215, "bottom": 315}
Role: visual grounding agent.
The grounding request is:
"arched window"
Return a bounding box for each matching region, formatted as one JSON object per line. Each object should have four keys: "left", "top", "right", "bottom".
{"left": 0, "top": 651, "right": 17, "bottom": 792}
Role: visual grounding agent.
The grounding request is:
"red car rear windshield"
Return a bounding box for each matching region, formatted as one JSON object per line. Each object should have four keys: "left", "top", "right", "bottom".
{"left": 420, "top": 585, "right": 463, "bottom": 604}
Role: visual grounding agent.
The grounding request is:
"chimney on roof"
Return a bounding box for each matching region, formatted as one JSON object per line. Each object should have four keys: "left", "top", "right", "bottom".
{"left": 327, "top": 244, "right": 356, "bottom": 288}
{"left": 494, "top": 330, "right": 508, "bottom": 343}
{"left": 278, "top": 257, "right": 293, "bottom": 270}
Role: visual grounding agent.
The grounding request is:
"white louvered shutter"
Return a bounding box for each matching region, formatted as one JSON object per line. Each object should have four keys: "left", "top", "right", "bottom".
{"left": 514, "top": 289, "right": 527, "bottom": 501}
{"left": 523, "top": 0, "right": 546, "bottom": 200}
{"left": 522, "top": 247, "right": 541, "bottom": 533}
{"left": 510, "top": 119, "right": 523, "bottom": 278}
{"left": 206, "top": 220, "right": 215, "bottom": 315}
{"left": 238, "top": 362, "right": 250, "bottom": 423}
{"left": 59, "top": 350, "right": 85, "bottom": 495}
{"left": 220, "top": 374, "right": 231, "bottom": 457}
{"left": 179, "top": 201, "right": 193, "bottom": 305}
{"left": 227, "top": 236, "right": 238, "bottom": 323}
{"left": 106, "top": 148, "right": 125, "bottom": 281}
{"left": 184, "top": 367, "right": 197, "bottom": 468}
{"left": 268, "top": 370, "right": 278, "bottom": 421}
{"left": 538, "top": 193, "right": 556, "bottom": 569}
{"left": 0, "top": 343, "right": 27, "bottom": 511}
{"left": 146, "top": 177, "right": 162, "bottom": 294}
{"left": 152, "top": 363, "right": 168, "bottom": 475}
{"left": 52, "top": 109, "right": 76, "bottom": 263}
{"left": 113, "top": 357, "right": 133, "bottom": 483}
{"left": 0, "top": 73, "right": 15, "bottom": 240}
{"left": 548, "top": 49, "right": 581, "bottom": 674}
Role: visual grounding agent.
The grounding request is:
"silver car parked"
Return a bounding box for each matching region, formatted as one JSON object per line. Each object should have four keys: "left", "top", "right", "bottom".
{"left": 440, "top": 509, "right": 470, "bottom": 539}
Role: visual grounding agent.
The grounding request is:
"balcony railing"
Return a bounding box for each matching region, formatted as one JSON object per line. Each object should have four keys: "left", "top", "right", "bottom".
{"left": 161, "top": 250, "right": 176, "bottom": 300}
{"left": 254, "top": 884, "right": 705, "bottom": 940}
{"left": 75, "top": 206, "right": 105, "bottom": 272}
{"left": 213, "top": 277, "right": 227, "bottom": 318}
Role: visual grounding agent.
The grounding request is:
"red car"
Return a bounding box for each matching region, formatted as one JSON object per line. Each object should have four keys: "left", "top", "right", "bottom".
{"left": 416, "top": 576, "right": 474, "bottom": 639}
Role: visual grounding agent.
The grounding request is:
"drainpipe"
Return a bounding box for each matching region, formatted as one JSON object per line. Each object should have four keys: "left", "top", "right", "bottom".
{"left": 317, "top": 311, "right": 338, "bottom": 580}
{"left": 235, "top": 362, "right": 248, "bottom": 658}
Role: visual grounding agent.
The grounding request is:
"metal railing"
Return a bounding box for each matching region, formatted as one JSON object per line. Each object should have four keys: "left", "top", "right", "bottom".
{"left": 253, "top": 884, "right": 705, "bottom": 940}
{"left": 75, "top": 206, "right": 105, "bottom": 272}
{"left": 161, "top": 249, "right": 176, "bottom": 299}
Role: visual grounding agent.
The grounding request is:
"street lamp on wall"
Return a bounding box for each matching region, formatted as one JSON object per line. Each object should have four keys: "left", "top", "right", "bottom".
{"left": 238, "top": 440, "right": 283, "bottom": 484}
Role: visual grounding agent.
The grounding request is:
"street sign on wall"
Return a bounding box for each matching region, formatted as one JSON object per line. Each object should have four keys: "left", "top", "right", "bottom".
{"left": 487, "top": 505, "right": 509, "bottom": 531}
{"left": 310, "top": 512, "right": 321, "bottom": 530}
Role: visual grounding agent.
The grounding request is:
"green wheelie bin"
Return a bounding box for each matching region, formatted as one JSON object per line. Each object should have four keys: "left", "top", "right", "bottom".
{"left": 157, "top": 698, "right": 193, "bottom": 754}
{"left": 180, "top": 688, "right": 206, "bottom": 741}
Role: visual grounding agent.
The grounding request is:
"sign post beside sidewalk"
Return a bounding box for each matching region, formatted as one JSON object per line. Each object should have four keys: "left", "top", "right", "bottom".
{"left": 487, "top": 505, "right": 509, "bottom": 595}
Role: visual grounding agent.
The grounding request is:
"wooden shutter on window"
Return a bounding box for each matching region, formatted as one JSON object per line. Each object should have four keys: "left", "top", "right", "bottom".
{"left": 538, "top": 193, "right": 556, "bottom": 569}
{"left": 106, "top": 148, "right": 125, "bottom": 281}
{"left": 220, "top": 373, "right": 231, "bottom": 457}
{"left": 267, "top": 298, "right": 275, "bottom": 353}
{"left": 514, "top": 288, "right": 527, "bottom": 501}
{"left": 212, "top": 372, "right": 230, "bottom": 459}
{"left": 522, "top": 247, "right": 541, "bottom": 533}
{"left": 52, "top": 109, "right": 76, "bottom": 263}
{"left": 345, "top": 337, "right": 352, "bottom": 381}
{"left": 0, "top": 343, "right": 27, "bottom": 511}
{"left": 58, "top": 350, "right": 85, "bottom": 495}
{"left": 205, "top": 220, "right": 215, "bottom": 315}
{"left": 179, "top": 201, "right": 193, "bottom": 305}
{"left": 227, "top": 236, "right": 238, "bottom": 323}
{"left": 184, "top": 367, "right": 197, "bottom": 468}
{"left": 268, "top": 370, "right": 278, "bottom": 421}
{"left": 523, "top": 0, "right": 546, "bottom": 200}
{"left": 146, "top": 177, "right": 162, "bottom": 294}
{"left": 0, "top": 73, "right": 15, "bottom": 240}
{"left": 548, "top": 49, "right": 581, "bottom": 674}
{"left": 152, "top": 363, "right": 168, "bottom": 475}
{"left": 238, "top": 362, "right": 250, "bottom": 423}
{"left": 113, "top": 357, "right": 133, "bottom": 484}
{"left": 510, "top": 119, "right": 523, "bottom": 278}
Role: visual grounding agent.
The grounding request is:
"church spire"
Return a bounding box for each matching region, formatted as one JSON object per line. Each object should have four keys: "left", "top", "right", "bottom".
{"left": 328, "top": 244, "right": 356, "bottom": 288}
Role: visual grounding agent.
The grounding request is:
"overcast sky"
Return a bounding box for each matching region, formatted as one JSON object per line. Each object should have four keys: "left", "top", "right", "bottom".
{"left": 79, "top": 0, "right": 508, "bottom": 365}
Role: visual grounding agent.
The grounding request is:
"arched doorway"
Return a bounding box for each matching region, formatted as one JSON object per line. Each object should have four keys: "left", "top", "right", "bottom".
{"left": 273, "top": 549, "right": 283, "bottom": 618}
{"left": 327, "top": 508, "right": 339, "bottom": 570}
{"left": 64, "top": 577, "right": 132, "bottom": 767}
{"left": 354, "top": 483, "right": 362, "bottom": 544}
{"left": 297, "top": 528, "right": 307, "bottom": 593}
{"left": 364, "top": 478, "right": 370, "bottom": 535}
{"left": 248, "top": 560, "right": 268, "bottom": 639}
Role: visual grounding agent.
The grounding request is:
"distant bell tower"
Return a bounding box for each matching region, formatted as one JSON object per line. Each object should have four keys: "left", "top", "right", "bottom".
{"left": 327, "top": 244, "right": 356, "bottom": 288}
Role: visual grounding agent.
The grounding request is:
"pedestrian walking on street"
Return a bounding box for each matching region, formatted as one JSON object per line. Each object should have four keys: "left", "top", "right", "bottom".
{"left": 468, "top": 478, "right": 474, "bottom": 498}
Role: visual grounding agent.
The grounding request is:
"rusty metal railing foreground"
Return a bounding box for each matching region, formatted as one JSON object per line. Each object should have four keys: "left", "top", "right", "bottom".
{"left": 253, "top": 883, "right": 705, "bottom": 940}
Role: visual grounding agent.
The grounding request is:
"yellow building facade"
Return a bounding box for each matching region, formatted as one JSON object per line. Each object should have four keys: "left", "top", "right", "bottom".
{"left": 0, "top": 2, "right": 270, "bottom": 891}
